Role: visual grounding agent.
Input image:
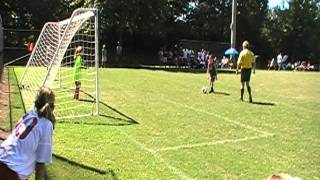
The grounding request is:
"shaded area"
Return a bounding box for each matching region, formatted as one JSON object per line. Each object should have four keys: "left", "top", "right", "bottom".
{"left": 251, "top": 101, "right": 275, "bottom": 106}
{"left": 53, "top": 154, "right": 108, "bottom": 175}
{"left": 58, "top": 99, "right": 139, "bottom": 126}
{"left": 46, "top": 154, "right": 118, "bottom": 180}
{"left": 214, "top": 91, "right": 231, "bottom": 96}
{"left": 100, "top": 101, "right": 139, "bottom": 125}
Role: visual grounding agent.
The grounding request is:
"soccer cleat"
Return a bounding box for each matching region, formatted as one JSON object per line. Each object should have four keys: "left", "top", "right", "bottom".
{"left": 209, "top": 87, "right": 214, "bottom": 93}
{"left": 249, "top": 96, "right": 253, "bottom": 103}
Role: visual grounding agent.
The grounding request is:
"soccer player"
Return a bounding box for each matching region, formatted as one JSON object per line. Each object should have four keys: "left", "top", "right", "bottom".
{"left": 236, "top": 40, "right": 255, "bottom": 103}
{"left": 0, "top": 86, "right": 55, "bottom": 180}
{"left": 207, "top": 54, "right": 218, "bottom": 93}
{"left": 116, "top": 41, "right": 122, "bottom": 63}
{"left": 74, "top": 46, "right": 83, "bottom": 100}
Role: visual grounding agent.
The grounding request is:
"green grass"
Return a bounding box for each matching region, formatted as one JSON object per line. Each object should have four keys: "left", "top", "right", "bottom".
{"left": 7, "top": 67, "right": 320, "bottom": 179}
{"left": 1, "top": 67, "right": 25, "bottom": 131}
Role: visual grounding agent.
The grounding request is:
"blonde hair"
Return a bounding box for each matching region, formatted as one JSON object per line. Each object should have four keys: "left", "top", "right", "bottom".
{"left": 35, "top": 86, "right": 56, "bottom": 128}
{"left": 74, "top": 46, "right": 83, "bottom": 58}
{"left": 242, "top": 40, "right": 250, "bottom": 49}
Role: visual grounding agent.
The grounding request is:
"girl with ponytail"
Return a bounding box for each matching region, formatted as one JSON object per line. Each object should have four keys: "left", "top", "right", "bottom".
{"left": 0, "top": 86, "right": 55, "bottom": 180}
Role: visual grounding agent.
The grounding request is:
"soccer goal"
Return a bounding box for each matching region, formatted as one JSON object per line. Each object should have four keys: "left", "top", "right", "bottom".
{"left": 19, "top": 8, "right": 99, "bottom": 119}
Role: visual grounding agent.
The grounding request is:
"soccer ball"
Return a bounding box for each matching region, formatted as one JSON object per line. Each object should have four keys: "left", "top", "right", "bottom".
{"left": 201, "top": 87, "right": 207, "bottom": 94}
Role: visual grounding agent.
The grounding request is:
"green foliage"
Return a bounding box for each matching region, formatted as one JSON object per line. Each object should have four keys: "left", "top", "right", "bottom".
{"left": 188, "top": 0, "right": 232, "bottom": 41}
{"left": 263, "top": 0, "right": 320, "bottom": 62}
{"left": 237, "top": 0, "right": 269, "bottom": 52}
{"left": 0, "top": 0, "right": 319, "bottom": 63}
{"left": 0, "top": 67, "right": 25, "bottom": 131}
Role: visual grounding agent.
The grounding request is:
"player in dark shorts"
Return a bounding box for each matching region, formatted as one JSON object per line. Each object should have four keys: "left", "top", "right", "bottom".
{"left": 207, "top": 54, "right": 217, "bottom": 93}
{"left": 236, "top": 41, "right": 256, "bottom": 102}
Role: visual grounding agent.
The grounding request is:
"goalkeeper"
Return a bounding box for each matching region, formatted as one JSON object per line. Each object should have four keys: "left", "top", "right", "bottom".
{"left": 74, "top": 46, "right": 83, "bottom": 100}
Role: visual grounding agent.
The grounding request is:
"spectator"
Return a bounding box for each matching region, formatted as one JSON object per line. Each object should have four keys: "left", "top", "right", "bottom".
{"left": 182, "top": 48, "right": 188, "bottom": 66}
{"left": 306, "top": 61, "right": 315, "bottom": 71}
{"left": 158, "top": 48, "right": 164, "bottom": 65}
{"left": 285, "top": 62, "right": 293, "bottom": 70}
{"left": 200, "top": 49, "right": 206, "bottom": 69}
{"left": 277, "top": 52, "right": 283, "bottom": 70}
{"left": 268, "top": 58, "right": 276, "bottom": 70}
{"left": 101, "top": 44, "right": 107, "bottom": 67}
{"left": 116, "top": 41, "right": 122, "bottom": 63}
{"left": 168, "top": 50, "right": 173, "bottom": 65}
{"left": 221, "top": 56, "right": 229, "bottom": 68}
{"left": 173, "top": 47, "right": 180, "bottom": 67}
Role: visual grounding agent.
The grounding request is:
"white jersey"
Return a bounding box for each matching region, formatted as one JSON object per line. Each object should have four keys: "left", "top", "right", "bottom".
{"left": 0, "top": 110, "right": 53, "bottom": 179}
{"left": 277, "top": 54, "right": 283, "bottom": 64}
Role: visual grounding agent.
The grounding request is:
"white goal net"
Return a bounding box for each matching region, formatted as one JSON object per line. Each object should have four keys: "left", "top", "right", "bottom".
{"left": 19, "top": 8, "right": 99, "bottom": 119}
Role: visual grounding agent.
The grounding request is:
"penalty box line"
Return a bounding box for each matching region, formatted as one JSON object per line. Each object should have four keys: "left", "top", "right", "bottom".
{"left": 165, "top": 99, "right": 273, "bottom": 136}
{"left": 154, "top": 134, "right": 274, "bottom": 153}
{"left": 116, "top": 128, "right": 194, "bottom": 180}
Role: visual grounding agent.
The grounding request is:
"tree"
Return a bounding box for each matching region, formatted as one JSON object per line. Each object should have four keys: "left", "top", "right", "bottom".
{"left": 263, "top": 0, "right": 320, "bottom": 63}
{"left": 188, "top": 0, "right": 232, "bottom": 41}
{"left": 236, "top": 0, "right": 269, "bottom": 55}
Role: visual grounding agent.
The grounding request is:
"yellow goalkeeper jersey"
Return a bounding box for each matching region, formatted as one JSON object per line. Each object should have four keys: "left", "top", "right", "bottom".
{"left": 74, "top": 55, "right": 82, "bottom": 81}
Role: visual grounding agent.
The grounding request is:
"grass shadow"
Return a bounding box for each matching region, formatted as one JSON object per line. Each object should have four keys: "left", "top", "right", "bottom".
{"left": 251, "top": 101, "right": 275, "bottom": 106}
{"left": 58, "top": 98, "right": 139, "bottom": 126}
{"left": 214, "top": 91, "right": 231, "bottom": 96}
{"left": 99, "top": 101, "right": 139, "bottom": 125}
{"left": 47, "top": 154, "right": 118, "bottom": 179}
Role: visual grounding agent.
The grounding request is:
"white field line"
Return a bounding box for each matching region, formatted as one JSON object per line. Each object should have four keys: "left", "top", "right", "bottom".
{"left": 117, "top": 128, "right": 194, "bottom": 180}
{"left": 165, "top": 99, "right": 273, "bottom": 136}
{"left": 104, "top": 81, "right": 193, "bottom": 179}
{"left": 154, "top": 134, "right": 274, "bottom": 153}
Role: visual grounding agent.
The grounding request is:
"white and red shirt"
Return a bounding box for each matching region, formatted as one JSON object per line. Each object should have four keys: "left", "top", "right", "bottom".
{"left": 0, "top": 110, "right": 53, "bottom": 179}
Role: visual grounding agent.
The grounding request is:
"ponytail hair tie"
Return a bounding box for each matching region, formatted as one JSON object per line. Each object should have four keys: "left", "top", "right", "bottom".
{"left": 39, "top": 103, "right": 49, "bottom": 113}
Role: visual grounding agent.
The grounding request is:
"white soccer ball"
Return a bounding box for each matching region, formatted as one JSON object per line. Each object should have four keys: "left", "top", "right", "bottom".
{"left": 202, "top": 87, "right": 207, "bottom": 94}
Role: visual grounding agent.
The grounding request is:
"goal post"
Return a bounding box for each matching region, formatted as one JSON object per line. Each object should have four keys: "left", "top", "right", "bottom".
{"left": 19, "top": 8, "right": 99, "bottom": 119}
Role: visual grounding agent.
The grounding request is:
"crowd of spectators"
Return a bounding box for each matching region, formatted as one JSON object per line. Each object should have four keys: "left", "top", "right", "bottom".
{"left": 158, "top": 47, "right": 236, "bottom": 69}
{"left": 267, "top": 52, "right": 316, "bottom": 71}
{"left": 158, "top": 48, "right": 318, "bottom": 71}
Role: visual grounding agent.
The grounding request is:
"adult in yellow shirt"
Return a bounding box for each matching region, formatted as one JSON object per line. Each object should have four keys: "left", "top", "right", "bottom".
{"left": 236, "top": 40, "right": 255, "bottom": 103}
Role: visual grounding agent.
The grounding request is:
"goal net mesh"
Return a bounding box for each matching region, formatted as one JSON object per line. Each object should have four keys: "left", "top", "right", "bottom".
{"left": 19, "top": 9, "right": 99, "bottom": 119}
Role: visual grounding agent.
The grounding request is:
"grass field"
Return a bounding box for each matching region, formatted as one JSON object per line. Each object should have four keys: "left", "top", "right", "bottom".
{"left": 5, "top": 67, "right": 320, "bottom": 179}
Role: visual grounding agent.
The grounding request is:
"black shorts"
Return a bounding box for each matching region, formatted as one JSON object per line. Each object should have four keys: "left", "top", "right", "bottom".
{"left": 0, "top": 162, "right": 20, "bottom": 180}
{"left": 209, "top": 73, "right": 216, "bottom": 82}
{"left": 241, "top": 68, "right": 252, "bottom": 82}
